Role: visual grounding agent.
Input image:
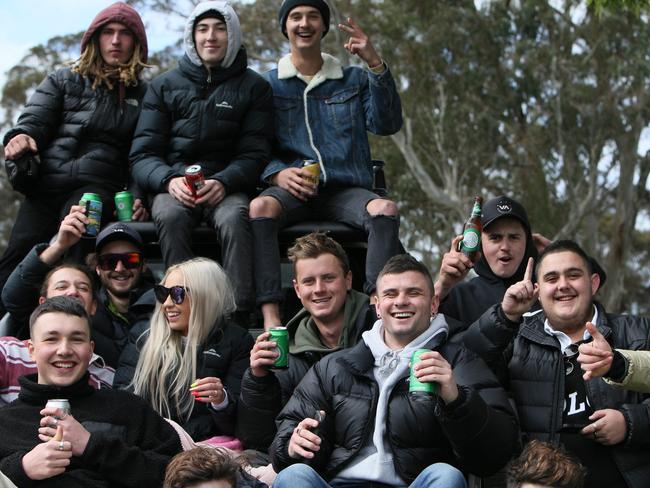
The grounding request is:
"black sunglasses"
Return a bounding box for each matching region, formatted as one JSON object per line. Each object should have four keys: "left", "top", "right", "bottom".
{"left": 97, "top": 252, "right": 143, "bottom": 271}
{"left": 154, "top": 285, "right": 189, "bottom": 305}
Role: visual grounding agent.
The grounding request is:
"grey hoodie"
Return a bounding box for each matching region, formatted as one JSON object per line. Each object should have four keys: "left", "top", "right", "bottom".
{"left": 183, "top": 1, "right": 242, "bottom": 69}
{"left": 333, "top": 315, "right": 449, "bottom": 485}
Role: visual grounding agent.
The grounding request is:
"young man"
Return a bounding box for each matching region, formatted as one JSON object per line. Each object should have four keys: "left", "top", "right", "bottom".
{"left": 130, "top": 1, "right": 274, "bottom": 322}
{"left": 436, "top": 196, "right": 539, "bottom": 326}
{"left": 237, "top": 233, "right": 375, "bottom": 451}
{"left": 0, "top": 296, "right": 181, "bottom": 487}
{"left": 271, "top": 255, "right": 518, "bottom": 487}
{"left": 0, "top": 2, "right": 149, "bottom": 313}
{"left": 464, "top": 240, "right": 650, "bottom": 487}
{"left": 250, "top": 0, "right": 403, "bottom": 330}
{"left": 2, "top": 208, "right": 154, "bottom": 367}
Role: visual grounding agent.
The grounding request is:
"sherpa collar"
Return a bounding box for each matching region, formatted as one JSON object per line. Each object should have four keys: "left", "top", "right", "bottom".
{"left": 278, "top": 52, "right": 343, "bottom": 89}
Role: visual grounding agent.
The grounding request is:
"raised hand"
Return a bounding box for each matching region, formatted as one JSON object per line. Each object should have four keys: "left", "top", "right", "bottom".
{"left": 39, "top": 406, "right": 90, "bottom": 456}
{"left": 501, "top": 257, "right": 538, "bottom": 322}
{"left": 435, "top": 235, "right": 475, "bottom": 299}
{"left": 578, "top": 322, "right": 613, "bottom": 380}
{"left": 337, "top": 18, "right": 382, "bottom": 68}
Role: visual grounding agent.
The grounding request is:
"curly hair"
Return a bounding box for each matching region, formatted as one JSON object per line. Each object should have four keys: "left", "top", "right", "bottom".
{"left": 71, "top": 36, "right": 149, "bottom": 90}
{"left": 506, "top": 440, "right": 586, "bottom": 488}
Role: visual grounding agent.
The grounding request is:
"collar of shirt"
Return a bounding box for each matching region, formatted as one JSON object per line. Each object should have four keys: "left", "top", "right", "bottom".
{"left": 543, "top": 305, "right": 598, "bottom": 352}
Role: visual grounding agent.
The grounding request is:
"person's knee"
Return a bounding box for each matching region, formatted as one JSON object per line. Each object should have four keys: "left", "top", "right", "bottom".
{"left": 274, "top": 463, "right": 320, "bottom": 485}
{"left": 152, "top": 198, "right": 187, "bottom": 226}
{"left": 416, "top": 463, "right": 467, "bottom": 487}
{"left": 249, "top": 196, "right": 282, "bottom": 219}
{"left": 366, "top": 198, "right": 398, "bottom": 217}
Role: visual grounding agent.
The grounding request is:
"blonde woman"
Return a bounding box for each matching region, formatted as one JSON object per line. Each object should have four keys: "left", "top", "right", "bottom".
{"left": 115, "top": 258, "right": 254, "bottom": 440}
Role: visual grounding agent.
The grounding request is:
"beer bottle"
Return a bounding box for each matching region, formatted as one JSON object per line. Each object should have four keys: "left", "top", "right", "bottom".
{"left": 459, "top": 196, "right": 483, "bottom": 262}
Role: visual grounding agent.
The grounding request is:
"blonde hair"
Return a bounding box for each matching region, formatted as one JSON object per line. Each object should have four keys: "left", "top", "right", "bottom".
{"left": 131, "top": 258, "right": 236, "bottom": 422}
{"left": 71, "top": 35, "right": 149, "bottom": 90}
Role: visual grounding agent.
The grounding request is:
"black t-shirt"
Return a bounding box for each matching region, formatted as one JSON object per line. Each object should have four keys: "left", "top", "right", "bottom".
{"left": 559, "top": 342, "right": 626, "bottom": 488}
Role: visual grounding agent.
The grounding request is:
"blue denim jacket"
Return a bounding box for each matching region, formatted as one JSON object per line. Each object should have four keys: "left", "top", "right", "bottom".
{"left": 262, "top": 53, "right": 403, "bottom": 189}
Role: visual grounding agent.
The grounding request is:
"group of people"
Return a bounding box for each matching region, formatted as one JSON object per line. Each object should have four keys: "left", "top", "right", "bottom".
{"left": 0, "top": 0, "right": 649, "bottom": 487}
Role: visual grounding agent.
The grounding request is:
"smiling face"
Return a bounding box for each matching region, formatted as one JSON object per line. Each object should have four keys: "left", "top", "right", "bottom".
{"left": 286, "top": 6, "right": 325, "bottom": 52}
{"left": 376, "top": 271, "right": 438, "bottom": 350}
{"left": 481, "top": 218, "right": 527, "bottom": 279}
{"left": 162, "top": 269, "right": 191, "bottom": 336}
{"left": 43, "top": 268, "right": 96, "bottom": 315}
{"left": 29, "top": 312, "right": 94, "bottom": 387}
{"left": 98, "top": 22, "right": 135, "bottom": 66}
{"left": 194, "top": 16, "right": 228, "bottom": 68}
{"left": 293, "top": 253, "right": 352, "bottom": 329}
{"left": 95, "top": 240, "right": 143, "bottom": 299}
{"left": 537, "top": 250, "right": 599, "bottom": 333}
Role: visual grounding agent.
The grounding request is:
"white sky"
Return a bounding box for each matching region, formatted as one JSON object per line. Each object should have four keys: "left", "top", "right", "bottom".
{"left": 0, "top": 0, "right": 183, "bottom": 91}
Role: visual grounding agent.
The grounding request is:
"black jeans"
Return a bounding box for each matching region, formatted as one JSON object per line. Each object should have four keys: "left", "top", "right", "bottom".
{"left": 151, "top": 192, "right": 254, "bottom": 312}
{"left": 252, "top": 186, "right": 401, "bottom": 304}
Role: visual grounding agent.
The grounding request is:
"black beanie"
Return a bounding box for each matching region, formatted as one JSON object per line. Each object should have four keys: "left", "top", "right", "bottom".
{"left": 278, "top": 0, "right": 331, "bottom": 38}
{"left": 194, "top": 10, "right": 226, "bottom": 32}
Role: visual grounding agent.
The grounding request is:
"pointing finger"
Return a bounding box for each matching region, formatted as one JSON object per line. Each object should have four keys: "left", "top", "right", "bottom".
{"left": 524, "top": 257, "right": 534, "bottom": 282}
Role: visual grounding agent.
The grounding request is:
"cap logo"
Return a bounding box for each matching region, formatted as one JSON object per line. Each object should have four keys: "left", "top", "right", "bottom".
{"left": 496, "top": 202, "right": 512, "bottom": 214}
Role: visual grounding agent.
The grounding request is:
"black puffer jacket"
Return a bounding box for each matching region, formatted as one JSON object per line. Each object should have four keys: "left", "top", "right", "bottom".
{"left": 114, "top": 317, "right": 253, "bottom": 440}
{"left": 237, "top": 298, "right": 376, "bottom": 451}
{"left": 464, "top": 303, "right": 650, "bottom": 487}
{"left": 129, "top": 48, "right": 273, "bottom": 195}
{"left": 3, "top": 68, "right": 145, "bottom": 196}
{"left": 270, "top": 334, "right": 518, "bottom": 481}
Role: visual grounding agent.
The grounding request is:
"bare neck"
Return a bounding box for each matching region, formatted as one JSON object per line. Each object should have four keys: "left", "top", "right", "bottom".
{"left": 314, "top": 317, "right": 344, "bottom": 349}
{"left": 291, "top": 48, "right": 323, "bottom": 77}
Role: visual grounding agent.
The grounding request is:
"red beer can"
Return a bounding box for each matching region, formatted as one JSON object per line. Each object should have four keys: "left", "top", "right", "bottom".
{"left": 185, "top": 165, "right": 205, "bottom": 197}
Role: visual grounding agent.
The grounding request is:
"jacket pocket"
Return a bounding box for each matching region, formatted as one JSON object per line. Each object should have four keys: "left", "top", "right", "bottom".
{"left": 324, "top": 88, "right": 360, "bottom": 131}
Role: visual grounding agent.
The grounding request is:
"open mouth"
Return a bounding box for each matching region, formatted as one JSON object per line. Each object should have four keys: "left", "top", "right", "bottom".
{"left": 296, "top": 31, "right": 315, "bottom": 39}
{"left": 166, "top": 311, "right": 181, "bottom": 321}
{"left": 555, "top": 295, "right": 576, "bottom": 302}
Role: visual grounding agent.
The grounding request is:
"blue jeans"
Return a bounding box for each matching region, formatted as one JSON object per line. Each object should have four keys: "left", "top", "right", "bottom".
{"left": 272, "top": 463, "right": 467, "bottom": 488}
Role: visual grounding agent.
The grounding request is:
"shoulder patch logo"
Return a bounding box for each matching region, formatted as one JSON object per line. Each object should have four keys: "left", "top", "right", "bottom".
{"left": 203, "top": 349, "right": 222, "bottom": 358}
{"left": 124, "top": 99, "right": 139, "bottom": 107}
{"left": 215, "top": 101, "right": 233, "bottom": 109}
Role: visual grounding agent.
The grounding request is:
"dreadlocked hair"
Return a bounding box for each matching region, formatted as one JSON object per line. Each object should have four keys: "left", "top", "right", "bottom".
{"left": 71, "top": 39, "right": 150, "bottom": 90}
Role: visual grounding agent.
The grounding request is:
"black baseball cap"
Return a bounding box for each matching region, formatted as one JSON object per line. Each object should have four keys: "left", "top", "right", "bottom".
{"left": 481, "top": 196, "right": 531, "bottom": 232}
{"left": 95, "top": 222, "right": 144, "bottom": 253}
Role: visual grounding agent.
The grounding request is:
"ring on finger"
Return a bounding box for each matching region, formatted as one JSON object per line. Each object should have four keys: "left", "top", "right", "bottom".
{"left": 58, "top": 441, "right": 64, "bottom": 451}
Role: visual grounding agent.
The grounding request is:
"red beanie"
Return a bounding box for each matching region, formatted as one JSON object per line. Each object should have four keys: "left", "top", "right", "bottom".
{"left": 81, "top": 2, "right": 148, "bottom": 62}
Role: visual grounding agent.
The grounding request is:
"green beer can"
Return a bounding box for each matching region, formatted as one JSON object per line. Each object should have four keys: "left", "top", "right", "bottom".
{"left": 409, "top": 349, "right": 436, "bottom": 400}
{"left": 269, "top": 327, "right": 289, "bottom": 371}
{"left": 115, "top": 191, "right": 134, "bottom": 222}
{"left": 79, "top": 193, "right": 102, "bottom": 238}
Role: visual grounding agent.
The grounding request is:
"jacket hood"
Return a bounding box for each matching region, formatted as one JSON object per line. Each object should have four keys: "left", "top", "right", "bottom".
{"left": 289, "top": 289, "right": 369, "bottom": 355}
{"left": 81, "top": 2, "right": 148, "bottom": 62}
{"left": 184, "top": 1, "right": 242, "bottom": 69}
